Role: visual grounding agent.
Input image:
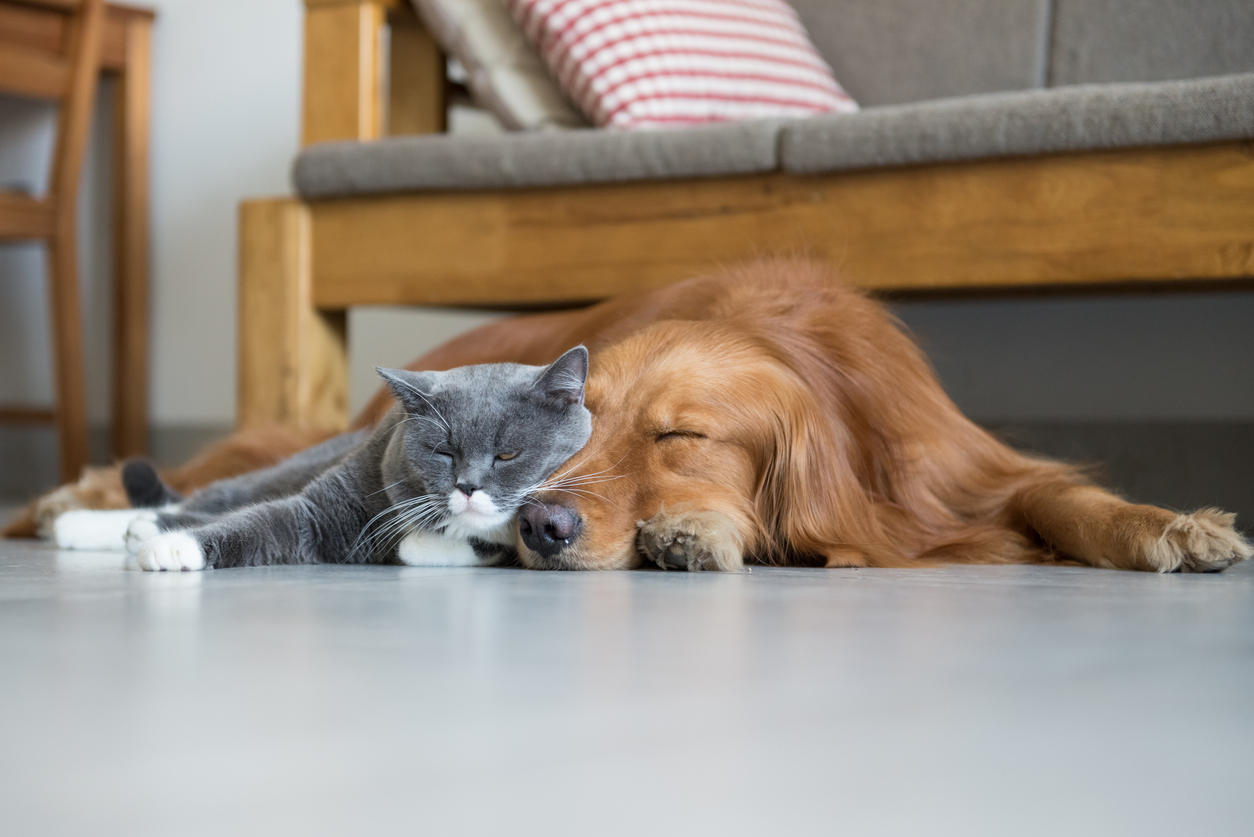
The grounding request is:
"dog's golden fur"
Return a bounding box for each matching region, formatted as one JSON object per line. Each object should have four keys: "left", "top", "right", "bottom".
{"left": 8, "top": 260, "right": 1250, "bottom": 573}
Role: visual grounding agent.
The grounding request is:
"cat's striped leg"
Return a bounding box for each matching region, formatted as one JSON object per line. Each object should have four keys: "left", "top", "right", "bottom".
{"left": 136, "top": 492, "right": 365, "bottom": 571}
{"left": 124, "top": 508, "right": 222, "bottom": 555}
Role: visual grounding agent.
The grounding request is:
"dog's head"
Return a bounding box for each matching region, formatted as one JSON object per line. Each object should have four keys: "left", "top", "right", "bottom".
{"left": 515, "top": 319, "right": 885, "bottom": 570}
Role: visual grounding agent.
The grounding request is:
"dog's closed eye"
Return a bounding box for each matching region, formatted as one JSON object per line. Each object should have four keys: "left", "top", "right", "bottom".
{"left": 654, "top": 430, "right": 707, "bottom": 442}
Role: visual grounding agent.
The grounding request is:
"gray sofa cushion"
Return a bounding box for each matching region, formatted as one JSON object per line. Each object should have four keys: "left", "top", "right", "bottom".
{"left": 781, "top": 73, "right": 1254, "bottom": 175}
{"left": 293, "top": 120, "right": 782, "bottom": 198}
{"left": 294, "top": 74, "right": 1254, "bottom": 198}
{"left": 789, "top": 0, "right": 1051, "bottom": 106}
{"left": 1049, "top": 0, "right": 1254, "bottom": 87}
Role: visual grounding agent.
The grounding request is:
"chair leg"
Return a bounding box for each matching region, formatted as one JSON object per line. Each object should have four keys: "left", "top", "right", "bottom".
{"left": 237, "top": 198, "right": 348, "bottom": 433}
{"left": 47, "top": 235, "right": 90, "bottom": 484}
{"left": 110, "top": 13, "right": 152, "bottom": 459}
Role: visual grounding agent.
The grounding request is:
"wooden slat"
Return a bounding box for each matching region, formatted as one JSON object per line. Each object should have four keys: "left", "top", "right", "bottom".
{"left": 386, "top": 6, "right": 445, "bottom": 136}
{"left": 308, "top": 142, "right": 1254, "bottom": 307}
{"left": 0, "top": 3, "right": 150, "bottom": 73}
{"left": 0, "top": 191, "right": 54, "bottom": 239}
{"left": 104, "top": 2, "right": 154, "bottom": 17}
{"left": 0, "top": 406, "right": 56, "bottom": 425}
{"left": 50, "top": 0, "right": 101, "bottom": 200}
{"left": 302, "top": 0, "right": 386, "bottom": 145}
{"left": 11, "top": 1, "right": 81, "bottom": 11}
{"left": 98, "top": 5, "right": 154, "bottom": 71}
{"left": 95, "top": 5, "right": 156, "bottom": 71}
{"left": 238, "top": 199, "right": 348, "bottom": 433}
{"left": 0, "top": 3, "right": 66, "bottom": 55}
{"left": 110, "top": 10, "right": 149, "bottom": 457}
{"left": 98, "top": 5, "right": 123, "bottom": 68}
{"left": 45, "top": 0, "right": 103, "bottom": 482}
{"left": 0, "top": 40, "right": 69, "bottom": 97}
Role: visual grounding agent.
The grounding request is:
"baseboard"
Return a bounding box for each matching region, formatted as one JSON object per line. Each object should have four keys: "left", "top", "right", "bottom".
{"left": 1, "top": 421, "right": 1251, "bottom": 531}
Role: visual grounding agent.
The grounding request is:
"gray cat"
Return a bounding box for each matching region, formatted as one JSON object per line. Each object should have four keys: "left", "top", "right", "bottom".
{"left": 55, "top": 348, "right": 591, "bottom": 571}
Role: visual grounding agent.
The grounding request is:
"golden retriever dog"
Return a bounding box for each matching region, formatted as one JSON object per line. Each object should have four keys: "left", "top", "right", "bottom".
{"left": 8, "top": 260, "right": 1250, "bottom": 573}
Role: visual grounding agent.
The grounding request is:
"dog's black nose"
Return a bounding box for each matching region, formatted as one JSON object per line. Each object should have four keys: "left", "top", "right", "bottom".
{"left": 518, "top": 502, "right": 582, "bottom": 557}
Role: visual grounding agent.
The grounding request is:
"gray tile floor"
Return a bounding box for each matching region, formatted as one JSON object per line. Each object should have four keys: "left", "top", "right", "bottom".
{"left": 2, "top": 530, "right": 1252, "bottom": 836}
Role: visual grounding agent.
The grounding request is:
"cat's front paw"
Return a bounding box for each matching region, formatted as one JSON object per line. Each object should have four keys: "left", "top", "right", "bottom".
{"left": 125, "top": 512, "right": 160, "bottom": 555}
{"left": 136, "top": 532, "right": 206, "bottom": 572}
{"left": 637, "top": 509, "right": 744, "bottom": 572}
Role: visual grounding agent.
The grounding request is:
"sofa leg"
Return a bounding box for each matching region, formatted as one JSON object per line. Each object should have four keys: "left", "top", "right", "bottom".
{"left": 237, "top": 199, "right": 348, "bottom": 434}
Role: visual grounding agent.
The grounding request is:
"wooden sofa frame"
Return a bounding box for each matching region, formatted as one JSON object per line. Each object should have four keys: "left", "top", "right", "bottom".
{"left": 237, "top": 0, "right": 1254, "bottom": 435}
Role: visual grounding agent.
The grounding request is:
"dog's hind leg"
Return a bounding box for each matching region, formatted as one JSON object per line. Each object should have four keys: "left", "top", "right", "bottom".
{"left": 1012, "top": 481, "right": 1251, "bottom": 573}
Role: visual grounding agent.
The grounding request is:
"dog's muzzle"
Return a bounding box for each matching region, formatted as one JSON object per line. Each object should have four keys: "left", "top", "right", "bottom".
{"left": 518, "top": 501, "right": 582, "bottom": 558}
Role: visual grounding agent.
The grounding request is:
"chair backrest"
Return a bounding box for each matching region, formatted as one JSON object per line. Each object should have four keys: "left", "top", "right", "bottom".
{"left": 789, "top": 0, "right": 1254, "bottom": 108}
{"left": 0, "top": 0, "right": 104, "bottom": 209}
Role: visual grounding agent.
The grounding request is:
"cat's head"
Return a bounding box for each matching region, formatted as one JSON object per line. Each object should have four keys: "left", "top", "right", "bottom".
{"left": 376, "top": 347, "right": 593, "bottom": 538}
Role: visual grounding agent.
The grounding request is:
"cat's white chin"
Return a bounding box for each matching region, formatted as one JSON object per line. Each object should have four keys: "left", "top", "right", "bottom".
{"left": 443, "top": 490, "right": 511, "bottom": 539}
{"left": 442, "top": 508, "right": 514, "bottom": 540}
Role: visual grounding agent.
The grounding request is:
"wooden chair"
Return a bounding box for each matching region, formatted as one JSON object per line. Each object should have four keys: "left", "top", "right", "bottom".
{"left": 0, "top": 0, "right": 104, "bottom": 483}
{"left": 236, "top": 0, "right": 1254, "bottom": 437}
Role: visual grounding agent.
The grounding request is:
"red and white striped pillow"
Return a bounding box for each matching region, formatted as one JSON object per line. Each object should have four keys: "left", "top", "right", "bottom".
{"left": 507, "top": 0, "right": 858, "bottom": 129}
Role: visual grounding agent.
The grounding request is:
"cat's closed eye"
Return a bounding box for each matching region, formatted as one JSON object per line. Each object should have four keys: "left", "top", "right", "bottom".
{"left": 496, "top": 452, "right": 518, "bottom": 461}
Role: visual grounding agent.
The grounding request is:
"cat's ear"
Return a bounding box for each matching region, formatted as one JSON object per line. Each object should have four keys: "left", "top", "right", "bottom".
{"left": 377, "top": 367, "right": 439, "bottom": 413}
{"left": 534, "top": 346, "right": 588, "bottom": 406}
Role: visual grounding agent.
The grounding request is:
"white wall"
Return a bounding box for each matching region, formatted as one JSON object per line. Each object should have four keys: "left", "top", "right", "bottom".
{"left": 1, "top": 0, "right": 302, "bottom": 427}
{"left": 143, "top": 0, "right": 303, "bottom": 423}
{"left": 1, "top": 0, "right": 1252, "bottom": 467}
{"left": 0, "top": 0, "right": 502, "bottom": 435}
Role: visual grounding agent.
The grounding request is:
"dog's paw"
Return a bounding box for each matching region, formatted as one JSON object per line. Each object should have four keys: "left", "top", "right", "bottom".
{"left": 125, "top": 512, "right": 161, "bottom": 555}
{"left": 53, "top": 509, "right": 146, "bottom": 551}
{"left": 1145, "top": 509, "right": 1252, "bottom": 573}
{"left": 637, "top": 509, "right": 744, "bottom": 572}
{"left": 136, "top": 532, "right": 206, "bottom": 572}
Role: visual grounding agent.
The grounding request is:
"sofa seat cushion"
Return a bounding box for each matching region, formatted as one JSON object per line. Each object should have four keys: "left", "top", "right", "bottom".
{"left": 293, "top": 119, "right": 782, "bottom": 198}
{"left": 781, "top": 73, "right": 1254, "bottom": 174}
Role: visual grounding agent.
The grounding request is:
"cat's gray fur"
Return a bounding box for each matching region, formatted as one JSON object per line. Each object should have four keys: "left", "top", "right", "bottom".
{"left": 131, "top": 348, "right": 591, "bottom": 569}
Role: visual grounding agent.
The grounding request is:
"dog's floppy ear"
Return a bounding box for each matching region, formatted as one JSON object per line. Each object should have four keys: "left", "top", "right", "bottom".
{"left": 376, "top": 367, "right": 440, "bottom": 414}
{"left": 534, "top": 346, "right": 589, "bottom": 406}
{"left": 753, "top": 382, "right": 904, "bottom": 568}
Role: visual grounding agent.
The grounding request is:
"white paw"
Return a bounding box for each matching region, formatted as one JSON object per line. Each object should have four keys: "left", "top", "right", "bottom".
{"left": 1148, "top": 509, "right": 1253, "bottom": 573}
{"left": 136, "top": 532, "right": 206, "bottom": 572}
{"left": 54, "top": 509, "right": 146, "bottom": 551}
{"left": 396, "top": 529, "right": 482, "bottom": 566}
{"left": 125, "top": 512, "right": 160, "bottom": 554}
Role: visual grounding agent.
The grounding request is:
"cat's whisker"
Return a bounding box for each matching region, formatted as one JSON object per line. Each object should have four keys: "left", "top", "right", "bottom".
{"left": 365, "top": 477, "right": 408, "bottom": 499}
{"left": 406, "top": 388, "right": 452, "bottom": 432}
{"left": 541, "top": 474, "right": 630, "bottom": 489}
{"left": 394, "top": 414, "right": 446, "bottom": 432}
{"left": 381, "top": 506, "right": 443, "bottom": 551}
{"left": 532, "top": 454, "right": 631, "bottom": 492}
{"left": 360, "top": 508, "right": 441, "bottom": 560}
{"left": 349, "top": 494, "right": 449, "bottom": 560}
{"left": 534, "top": 487, "right": 620, "bottom": 510}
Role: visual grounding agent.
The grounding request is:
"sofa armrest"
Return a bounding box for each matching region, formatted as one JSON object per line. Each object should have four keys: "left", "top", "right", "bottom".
{"left": 302, "top": 0, "right": 446, "bottom": 146}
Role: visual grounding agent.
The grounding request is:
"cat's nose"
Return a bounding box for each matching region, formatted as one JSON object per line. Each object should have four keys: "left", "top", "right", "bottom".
{"left": 518, "top": 502, "right": 582, "bottom": 557}
{"left": 455, "top": 483, "right": 480, "bottom": 497}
